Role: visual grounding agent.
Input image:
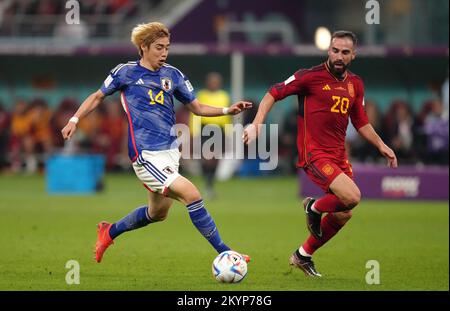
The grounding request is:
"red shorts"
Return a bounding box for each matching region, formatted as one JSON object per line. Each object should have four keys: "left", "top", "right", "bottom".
{"left": 303, "top": 158, "right": 353, "bottom": 193}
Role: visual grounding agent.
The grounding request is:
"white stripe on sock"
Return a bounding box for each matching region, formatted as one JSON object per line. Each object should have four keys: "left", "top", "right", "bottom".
{"left": 310, "top": 201, "right": 321, "bottom": 214}
{"left": 299, "top": 246, "right": 312, "bottom": 257}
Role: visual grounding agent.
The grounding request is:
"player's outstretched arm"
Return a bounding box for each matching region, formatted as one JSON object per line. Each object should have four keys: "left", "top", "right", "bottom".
{"left": 357, "top": 123, "right": 398, "bottom": 168}
{"left": 186, "top": 99, "right": 252, "bottom": 117}
{"left": 242, "top": 92, "right": 276, "bottom": 145}
{"left": 61, "top": 89, "right": 105, "bottom": 140}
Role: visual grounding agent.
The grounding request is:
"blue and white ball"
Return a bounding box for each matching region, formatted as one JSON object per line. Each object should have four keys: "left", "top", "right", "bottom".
{"left": 212, "top": 251, "right": 248, "bottom": 283}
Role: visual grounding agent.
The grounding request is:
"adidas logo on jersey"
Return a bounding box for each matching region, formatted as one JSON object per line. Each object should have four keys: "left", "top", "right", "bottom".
{"left": 322, "top": 84, "right": 331, "bottom": 91}
{"left": 136, "top": 79, "right": 144, "bottom": 85}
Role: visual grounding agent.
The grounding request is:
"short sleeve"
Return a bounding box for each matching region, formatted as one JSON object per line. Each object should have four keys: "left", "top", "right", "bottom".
{"left": 100, "top": 64, "right": 127, "bottom": 96}
{"left": 268, "top": 69, "right": 309, "bottom": 101}
{"left": 174, "top": 71, "right": 196, "bottom": 104}
{"left": 350, "top": 78, "right": 369, "bottom": 130}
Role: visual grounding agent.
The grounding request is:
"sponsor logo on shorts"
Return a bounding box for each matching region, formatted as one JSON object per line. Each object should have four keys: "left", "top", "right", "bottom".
{"left": 163, "top": 166, "right": 175, "bottom": 174}
{"left": 322, "top": 164, "right": 334, "bottom": 176}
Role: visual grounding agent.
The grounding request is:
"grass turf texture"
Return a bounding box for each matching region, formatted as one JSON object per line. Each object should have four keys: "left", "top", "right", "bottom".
{"left": 0, "top": 173, "right": 448, "bottom": 290}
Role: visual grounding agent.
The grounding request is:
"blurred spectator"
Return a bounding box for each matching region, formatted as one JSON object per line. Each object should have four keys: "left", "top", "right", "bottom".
{"left": 279, "top": 107, "right": 298, "bottom": 174}
{"left": 0, "top": 1, "right": 16, "bottom": 35}
{"left": 0, "top": 103, "right": 10, "bottom": 170}
{"left": 349, "top": 100, "right": 385, "bottom": 163}
{"left": 27, "top": 98, "right": 53, "bottom": 172}
{"left": 176, "top": 103, "right": 190, "bottom": 126}
{"left": 345, "top": 119, "right": 359, "bottom": 162}
{"left": 190, "top": 72, "right": 232, "bottom": 199}
{"left": 85, "top": 0, "right": 138, "bottom": 37}
{"left": 1, "top": 0, "right": 138, "bottom": 37}
{"left": 423, "top": 100, "right": 449, "bottom": 164}
{"left": 93, "top": 100, "right": 128, "bottom": 170}
{"left": 413, "top": 99, "right": 435, "bottom": 161}
{"left": 175, "top": 104, "right": 190, "bottom": 153}
{"left": 77, "top": 107, "right": 103, "bottom": 152}
{"left": 9, "top": 99, "right": 32, "bottom": 172}
{"left": 25, "top": 0, "right": 61, "bottom": 36}
{"left": 0, "top": 0, "right": 13, "bottom": 25}
{"left": 89, "top": 0, "right": 116, "bottom": 37}
{"left": 442, "top": 75, "right": 449, "bottom": 120}
{"left": 383, "top": 100, "right": 416, "bottom": 163}
{"left": 0, "top": 93, "right": 448, "bottom": 176}
{"left": 175, "top": 103, "right": 199, "bottom": 176}
{"left": 50, "top": 98, "right": 78, "bottom": 149}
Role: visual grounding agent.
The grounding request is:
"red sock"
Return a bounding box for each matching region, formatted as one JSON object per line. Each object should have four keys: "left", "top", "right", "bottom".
{"left": 302, "top": 214, "right": 344, "bottom": 255}
{"left": 313, "top": 194, "right": 346, "bottom": 213}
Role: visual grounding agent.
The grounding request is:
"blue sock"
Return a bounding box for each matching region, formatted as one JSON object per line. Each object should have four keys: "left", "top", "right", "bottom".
{"left": 109, "top": 206, "right": 154, "bottom": 239}
{"left": 186, "top": 199, "right": 230, "bottom": 253}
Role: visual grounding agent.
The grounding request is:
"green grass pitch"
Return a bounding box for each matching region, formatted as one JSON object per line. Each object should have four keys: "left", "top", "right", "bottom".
{"left": 0, "top": 173, "right": 448, "bottom": 290}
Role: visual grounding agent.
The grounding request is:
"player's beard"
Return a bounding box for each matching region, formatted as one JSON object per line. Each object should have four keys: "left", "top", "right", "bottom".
{"left": 328, "top": 59, "right": 349, "bottom": 78}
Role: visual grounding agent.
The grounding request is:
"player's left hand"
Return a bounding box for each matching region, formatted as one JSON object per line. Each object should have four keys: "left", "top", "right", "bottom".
{"left": 227, "top": 101, "right": 253, "bottom": 115}
{"left": 61, "top": 121, "right": 77, "bottom": 140}
{"left": 242, "top": 123, "right": 261, "bottom": 145}
{"left": 379, "top": 144, "right": 398, "bottom": 168}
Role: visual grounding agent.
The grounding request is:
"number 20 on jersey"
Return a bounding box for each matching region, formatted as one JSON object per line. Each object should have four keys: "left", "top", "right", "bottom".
{"left": 331, "top": 96, "right": 349, "bottom": 114}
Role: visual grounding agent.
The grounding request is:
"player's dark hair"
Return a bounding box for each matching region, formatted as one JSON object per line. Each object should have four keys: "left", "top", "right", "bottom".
{"left": 331, "top": 30, "right": 357, "bottom": 46}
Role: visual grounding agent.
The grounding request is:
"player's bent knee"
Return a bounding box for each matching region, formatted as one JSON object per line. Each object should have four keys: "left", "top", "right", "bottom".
{"left": 344, "top": 189, "right": 361, "bottom": 209}
{"left": 340, "top": 210, "right": 353, "bottom": 220}
{"left": 169, "top": 177, "right": 202, "bottom": 205}
{"left": 179, "top": 185, "right": 202, "bottom": 205}
{"left": 148, "top": 210, "right": 168, "bottom": 222}
{"left": 185, "top": 191, "right": 202, "bottom": 205}
{"left": 148, "top": 204, "right": 171, "bottom": 222}
{"left": 345, "top": 198, "right": 359, "bottom": 209}
{"left": 152, "top": 214, "right": 168, "bottom": 222}
{"left": 334, "top": 210, "right": 353, "bottom": 225}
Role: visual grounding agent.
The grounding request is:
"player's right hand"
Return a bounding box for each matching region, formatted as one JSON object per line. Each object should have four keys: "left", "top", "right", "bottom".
{"left": 242, "top": 123, "right": 260, "bottom": 145}
{"left": 379, "top": 143, "right": 398, "bottom": 168}
{"left": 228, "top": 101, "right": 253, "bottom": 115}
{"left": 61, "top": 122, "right": 77, "bottom": 140}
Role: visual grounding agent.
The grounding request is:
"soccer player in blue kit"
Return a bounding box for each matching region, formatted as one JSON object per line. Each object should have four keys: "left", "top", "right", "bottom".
{"left": 61, "top": 22, "right": 252, "bottom": 263}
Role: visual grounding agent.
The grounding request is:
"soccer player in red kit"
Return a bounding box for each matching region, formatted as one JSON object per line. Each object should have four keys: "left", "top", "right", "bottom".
{"left": 243, "top": 31, "right": 397, "bottom": 277}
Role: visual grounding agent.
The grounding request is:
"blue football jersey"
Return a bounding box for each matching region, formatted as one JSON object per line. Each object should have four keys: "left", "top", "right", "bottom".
{"left": 100, "top": 61, "right": 196, "bottom": 161}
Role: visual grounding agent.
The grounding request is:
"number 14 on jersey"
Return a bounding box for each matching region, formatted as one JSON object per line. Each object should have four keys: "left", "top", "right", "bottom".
{"left": 148, "top": 89, "right": 164, "bottom": 105}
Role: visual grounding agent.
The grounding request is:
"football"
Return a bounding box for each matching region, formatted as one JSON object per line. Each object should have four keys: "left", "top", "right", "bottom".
{"left": 212, "top": 251, "right": 248, "bottom": 283}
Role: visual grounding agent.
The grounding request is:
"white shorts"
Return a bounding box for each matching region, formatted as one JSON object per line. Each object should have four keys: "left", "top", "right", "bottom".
{"left": 133, "top": 148, "right": 181, "bottom": 196}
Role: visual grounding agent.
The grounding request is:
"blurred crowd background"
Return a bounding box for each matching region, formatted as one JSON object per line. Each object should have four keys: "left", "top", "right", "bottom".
{"left": 0, "top": 0, "right": 448, "bottom": 175}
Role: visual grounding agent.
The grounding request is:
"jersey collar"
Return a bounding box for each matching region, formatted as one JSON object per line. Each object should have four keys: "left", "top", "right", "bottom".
{"left": 137, "top": 60, "right": 161, "bottom": 74}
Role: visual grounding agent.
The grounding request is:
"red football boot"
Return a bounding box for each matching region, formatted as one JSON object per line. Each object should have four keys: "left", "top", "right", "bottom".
{"left": 95, "top": 221, "right": 114, "bottom": 263}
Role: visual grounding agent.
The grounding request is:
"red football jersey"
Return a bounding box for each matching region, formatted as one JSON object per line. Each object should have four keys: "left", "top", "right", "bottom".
{"left": 269, "top": 62, "right": 369, "bottom": 167}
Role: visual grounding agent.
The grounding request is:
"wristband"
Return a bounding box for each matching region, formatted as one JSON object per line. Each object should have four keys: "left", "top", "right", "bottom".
{"left": 69, "top": 116, "right": 79, "bottom": 124}
{"left": 222, "top": 107, "right": 229, "bottom": 115}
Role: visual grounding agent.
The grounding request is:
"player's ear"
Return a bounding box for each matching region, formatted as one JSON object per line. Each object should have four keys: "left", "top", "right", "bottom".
{"left": 351, "top": 51, "right": 356, "bottom": 60}
{"left": 140, "top": 44, "right": 148, "bottom": 54}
